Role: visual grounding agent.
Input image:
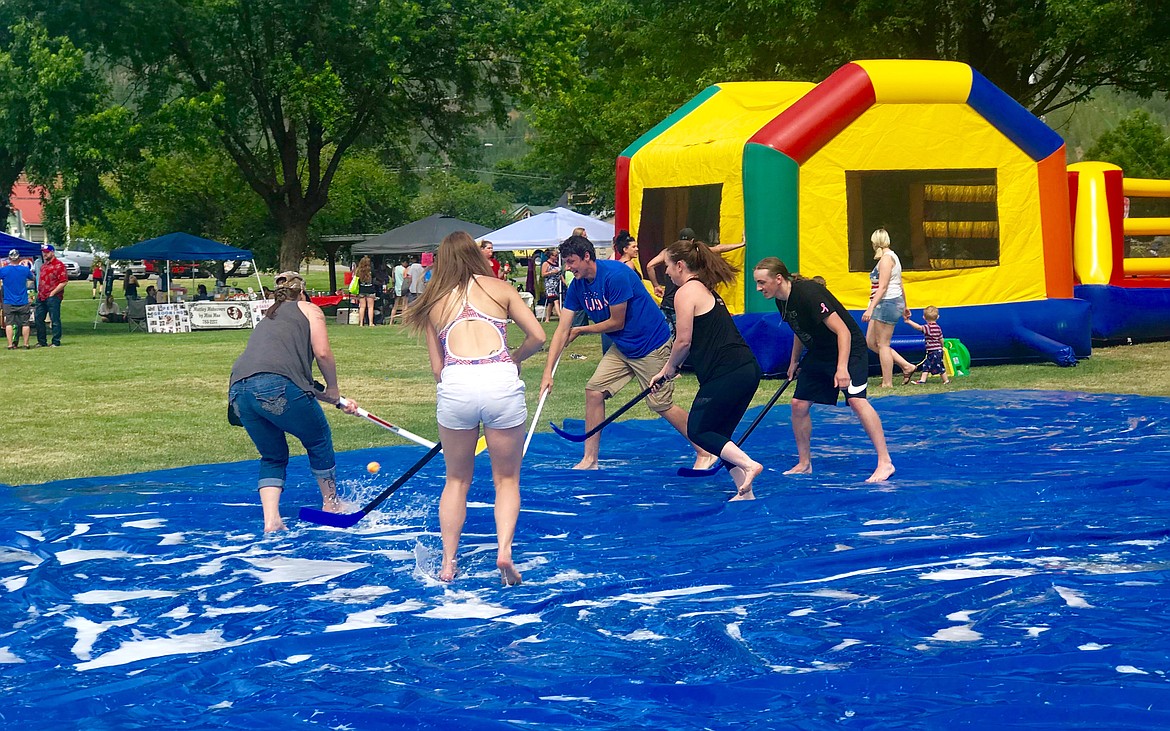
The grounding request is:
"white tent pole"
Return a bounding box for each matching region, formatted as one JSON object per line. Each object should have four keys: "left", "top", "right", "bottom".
{"left": 253, "top": 260, "right": 264, "bottom": 298}
{"left": 166, "top": 259, "right": 172, "bottom": 302}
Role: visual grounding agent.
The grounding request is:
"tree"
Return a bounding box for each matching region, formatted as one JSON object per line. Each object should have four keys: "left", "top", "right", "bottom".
{"left": 309, "top": 150, "right": 413, "bottom": 290}
{"left": 525, "top": 0, "right": 1170, "bottom": 202}
{"left": 411, "top": 169, "right": 512, "bottom": 229}
{"left": 0, "top": 20, "right": 102, "bottom": 225}
{"left": 31, "top": 0, "right": 574, "bottom": 270}
{"left": 492, "top": 157, "right": 567, "bottom": 207}
{"left": 1087, "top": 110, "right": 1170, "bottom": 180}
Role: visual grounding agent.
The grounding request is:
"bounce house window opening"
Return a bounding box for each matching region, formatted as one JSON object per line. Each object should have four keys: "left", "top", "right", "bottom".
{"left": 639, "top": 183, "right": 723, "bottom": 266}
{"left": 846, "top": 168, "right": 1000, "bottom": 272}
{"left": 1124, "top": 196, "right": 1170, "bottom": 259}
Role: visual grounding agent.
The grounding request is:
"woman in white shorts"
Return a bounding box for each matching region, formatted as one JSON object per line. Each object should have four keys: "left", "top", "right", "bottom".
{"left": 404, "top": 231, "right": 545, "bottom": 586}
{"left": 862, "top": 228, "right": 918, "bottom": 387}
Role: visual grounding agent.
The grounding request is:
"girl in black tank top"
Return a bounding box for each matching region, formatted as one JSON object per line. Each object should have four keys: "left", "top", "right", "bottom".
{"left": 651, "top": 241, "right": 764, "bottom": 501}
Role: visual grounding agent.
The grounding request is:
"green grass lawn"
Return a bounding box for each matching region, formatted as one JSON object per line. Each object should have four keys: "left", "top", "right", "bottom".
{"left": 3, "top": 271, "right": 1169, "bottom": 485}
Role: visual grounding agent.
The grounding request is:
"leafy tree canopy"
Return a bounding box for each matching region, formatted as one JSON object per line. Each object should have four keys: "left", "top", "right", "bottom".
{"left": 411, "top": 169, "right": 512, "bottom": 229}
{"left": 1087, "top": 110, "right": 1170, "bottom": 180}
{"left": 29, "top": 0, "right": 577, "bottom": 269}
{"left": 525, "top": 0, "right": 1170, "bottom": 204}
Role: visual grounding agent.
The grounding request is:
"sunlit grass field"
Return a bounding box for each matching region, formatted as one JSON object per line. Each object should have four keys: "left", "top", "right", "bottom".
{"left": 2, "top": 269, "right": 1168, "bottom": 485}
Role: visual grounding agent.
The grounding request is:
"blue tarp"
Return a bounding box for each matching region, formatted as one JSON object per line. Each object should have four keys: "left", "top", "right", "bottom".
{"left": 2, "top": 390, "right": 1170, "bottom": 728}
{"left": 110, "top": 232, "right": 253, "bottom": 262}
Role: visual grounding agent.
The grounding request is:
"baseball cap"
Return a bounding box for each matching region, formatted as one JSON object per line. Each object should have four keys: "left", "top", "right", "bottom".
{"left": 678, "top": 228, "right": 696, "bottom": 241}
{"left": 420, "top": 252, "right": 434, "bottom": 266}
{"left": 7, "top": 249, "right": 19, "bottom": 260}
{"left": 41, "top": 243, "right": 55, "bottom": 252}
{"left": 274, "top": 270, "right": 305, "bottom": 288}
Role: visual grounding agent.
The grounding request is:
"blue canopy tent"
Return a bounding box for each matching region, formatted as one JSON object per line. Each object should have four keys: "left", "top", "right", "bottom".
{"left": 0, "top": 231, "right": 40, "bottom": 259}
{"left": 100, "top": 232, "right": 264, "bottom": 327}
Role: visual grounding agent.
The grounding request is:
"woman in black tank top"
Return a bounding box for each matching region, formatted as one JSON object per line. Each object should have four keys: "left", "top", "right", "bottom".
{"left": 651, "top": 241, "right": 764, "bottom": 501}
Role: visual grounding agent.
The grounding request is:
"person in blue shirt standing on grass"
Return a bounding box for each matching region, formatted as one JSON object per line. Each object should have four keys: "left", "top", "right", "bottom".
{"left": 540, "top": 235, "right": 717, "bottom": 472}
{"left": 1, "top": 249, "right": 34, "bottom": 349}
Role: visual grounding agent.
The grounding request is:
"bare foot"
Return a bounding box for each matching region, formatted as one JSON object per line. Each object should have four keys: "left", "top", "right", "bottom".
{"left": 498, "top": 558, "right": 522, "bottom": 586}
{"left": 728, "top": 462, "right": 763, "bottom": 501}
{"left": 783, "top": 462, "right": 812, "bottom": 476}
{"left": 264, "top": 519, "right": 287, "bottom": 533}
{"left": 439, "top": 560, "right": 457, "bottom": 582}
{"left": 692, "top": 452, "right": 719, "bottom": 470}
{"left": 866, "top": 462, "right": 896, "bottom": 483}
{"left": 322, "top": 497, "right": 343, "bottom": 513}
{"left": 572, "top": 458, "right": 599, "bottom": 470}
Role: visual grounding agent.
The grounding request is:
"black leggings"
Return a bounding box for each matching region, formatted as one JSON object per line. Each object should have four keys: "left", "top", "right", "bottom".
{"left": 687, "top": 361, "right": 761, "bottom": 457}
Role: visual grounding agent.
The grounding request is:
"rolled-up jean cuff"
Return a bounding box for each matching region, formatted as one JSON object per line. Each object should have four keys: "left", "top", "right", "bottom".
{"left": 258, "top": 478, "right": 285, "bottom": 490}
{"left": 309, "top": 465, "right": 336, "bottom": 482}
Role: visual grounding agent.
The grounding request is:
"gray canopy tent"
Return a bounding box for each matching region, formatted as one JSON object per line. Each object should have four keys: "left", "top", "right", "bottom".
{"left": 98, "top": 233, "right": 263, "bottom": 327}
{"left": 352, "top": 214, "right": 491, "bottom": 256}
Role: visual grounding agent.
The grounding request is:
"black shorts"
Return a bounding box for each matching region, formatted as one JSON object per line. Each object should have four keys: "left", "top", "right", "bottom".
{"left": 793, "top": 355, "right": 869, "bottom": 406}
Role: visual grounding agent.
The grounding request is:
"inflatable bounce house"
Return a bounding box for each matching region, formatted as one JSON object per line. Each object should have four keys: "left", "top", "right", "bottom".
{"left": 1067, "top": 162, "right": 1170, "bottom": 342}
{"left": 617, "top": 59, "right": 1098, "bottom": 373}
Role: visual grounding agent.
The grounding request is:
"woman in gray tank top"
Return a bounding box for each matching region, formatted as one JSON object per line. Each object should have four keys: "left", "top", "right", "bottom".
{"left": 229, "top": 271, "right": 359, "bottom": 532}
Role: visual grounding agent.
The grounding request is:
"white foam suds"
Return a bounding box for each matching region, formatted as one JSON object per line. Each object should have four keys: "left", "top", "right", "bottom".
{"left": 74, "top": 589, "right": 177, "bottom": 604}
{"left": 510, "top": 634, "right": 544, "bottom": 646}
{"left": 796, "top": 589, "right": 864, "bottom": 600}
{"left": 858, "top": 525, "right": 937, "bottom": 537}
{"left": 158, "top": 533, "right": 186, "bottom": 546}
{"left": 0, "top": 647, "right": 24, "bottom": 663}
{"left": 311, "top": 586, "right": 397, "bottom": 604}
{"left": 284, "top": 654, "right": 311, "bottom": 664}
{"left": 4, "top": 576, "right": 27, "bottom": 591}
{"left": 416, "top": 591, "right": 511, "bottom": 620}
{"left": 1117, "top": 665, "right": 1149, "bottom": 675}
{"left": 788, "top": 608, "right": 815, "bottom": 617}
{"left": 56, "top": 549, "right": 147, "bottom": 566}
{"left": 1079, "top": 642, "right": 1110, "bottom": 651}
{"left": 1117, "top": 539, "right": 1166, "bottom": 547}
{"left": 542, "top": 533, "right": 569, "bottom": 539}
{"left": 493, "top": 614, "right": 542, "bottom": 625}
{"left": 608, "top": 585, "right": 731, "bottom": 606}
{"left": 930, "top": 626, "right": 982, "bottom": 642}
{"left": 52, "top": 524, "right": 91, "bottom": 542}
{"left": 161, "top": 605, "right": 194, "bottom": 620}
{"left": 918, "top": 568, "right": 1034, "bottom": 581}
{"left": 540, "top": 696, "right": 595, "bottom": 703}
{"left": 946, "top": 610, "right": 977, "bottom": 622}
{"left": 679, "top": 607, "right": 749, "bottom": 619}
{"left": 16, "top": 531, "right": 44, "bottom": 542}
{"left": 831, "top": 639, "right": 863, "bottom": 651}
{"left": 208, "top": 701, "right": 233, "bottom": 710}
{"left": 236, "top": 557, "right": 368, "bottom": 586}
{"left": 90, "top": 513, "right": 150, "bottom": 519}
{"left": 831, "top": 544, "right": 854, "bottom": 552}
{"left": 76, "top": 629, "right": 263, "bottom": 671}
{"left": 64, "top": 616, "right": 138, "bottom": 660}
{"left": 520, "top": 508, "right": 577, "bottom": 516}
{"left": 122, "top": 519, "right": 166, "bottom": 530}
{"left": 598, "top": 628, "right": 666, "bottom": 641}
{"left": 1026, "top": 627, "right": 1050, "bottom": 638}
{"left": 203, "top": 605, "right": 274, "bottom": 617}
{"left": 1054, "top": 586, "right": 1093, "bottom": 608}
{"left": 862, "top": 519, "right": 906, "bottom": 526}
{"left": 325, "top": 600, "right": 427, "bottom": 632}
{"left": 726, "top": 622, "right": 743, "bottom": 641}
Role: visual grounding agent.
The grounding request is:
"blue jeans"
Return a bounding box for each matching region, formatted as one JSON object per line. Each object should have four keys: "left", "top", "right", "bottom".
{"left": 228, "top": 373, "right": 336, "bottom": 489}
{"left": 35, "top": 295, "right": 62, "bottom": 346}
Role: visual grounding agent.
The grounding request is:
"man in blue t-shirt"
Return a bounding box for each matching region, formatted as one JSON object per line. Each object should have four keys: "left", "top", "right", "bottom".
{"left": 0, "top": 249, "right": 34, "bottom": 349}
{"left": 541, "top": 235, "right": 716, "bottom": 471}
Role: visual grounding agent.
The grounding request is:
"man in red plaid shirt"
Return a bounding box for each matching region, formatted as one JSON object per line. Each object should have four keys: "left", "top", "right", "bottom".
{"left": 35, "top": 244, "right": 68, "bottom": 347}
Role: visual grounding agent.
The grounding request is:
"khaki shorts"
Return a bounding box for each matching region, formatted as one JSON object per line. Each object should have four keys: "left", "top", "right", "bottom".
{"left": 585, "top": 342, "right": 675, "bottom": 413}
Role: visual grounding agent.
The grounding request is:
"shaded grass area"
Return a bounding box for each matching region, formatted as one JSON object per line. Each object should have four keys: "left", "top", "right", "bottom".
{"left": 3, "top": 280, "right": 1169, "bottom": 485}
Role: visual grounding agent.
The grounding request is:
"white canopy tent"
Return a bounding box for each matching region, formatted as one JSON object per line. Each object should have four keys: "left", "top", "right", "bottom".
{"left": 478, "top": 207, "right": 614, "bottom": 251}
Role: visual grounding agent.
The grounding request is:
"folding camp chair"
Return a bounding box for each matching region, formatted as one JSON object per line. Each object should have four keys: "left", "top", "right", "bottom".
{"left": 126, "top": 298, "right": 148, "bottom": 333}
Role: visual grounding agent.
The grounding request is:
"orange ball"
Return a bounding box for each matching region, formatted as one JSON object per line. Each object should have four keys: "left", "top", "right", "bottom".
{"left": 366, "top": 461, "right": 380, "bottom": 474}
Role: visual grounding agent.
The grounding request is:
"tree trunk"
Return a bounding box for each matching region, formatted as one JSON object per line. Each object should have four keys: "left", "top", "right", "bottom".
{"left": 279, "top": 220, "right": 310, "bottom": 273}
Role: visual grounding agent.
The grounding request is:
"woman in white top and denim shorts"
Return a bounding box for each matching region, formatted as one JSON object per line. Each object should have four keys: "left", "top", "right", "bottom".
{"left": 861, "top": 228, "right": 918, "bottom": 387}
{"left": 404, "top": 231, "right": 545, "bottom": 587}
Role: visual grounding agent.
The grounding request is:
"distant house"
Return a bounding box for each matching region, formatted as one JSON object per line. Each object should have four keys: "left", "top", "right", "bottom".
{"left": 509, "top": 204, "right": 553, "bottom": 222}
{"left": 8, "top": 179, "right": 46, "bottom": 244}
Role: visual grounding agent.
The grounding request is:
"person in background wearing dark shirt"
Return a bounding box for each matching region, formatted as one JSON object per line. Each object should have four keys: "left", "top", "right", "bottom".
{"left": 753, "top": 257, "right": 895, "bottom": 483}
{"left": 646, "top": 228, "right": 744, "bottom": 334}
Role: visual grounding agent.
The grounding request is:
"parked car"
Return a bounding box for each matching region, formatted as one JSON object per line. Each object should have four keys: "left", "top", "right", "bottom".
{"left": 59, "top": 248, "right": 106, "bottom": 278}
{"left": 111, "top": 260, "right": 147, "bottom": 278}
{"left": 58, "top": 257, "right": 82, "bottom": 280}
